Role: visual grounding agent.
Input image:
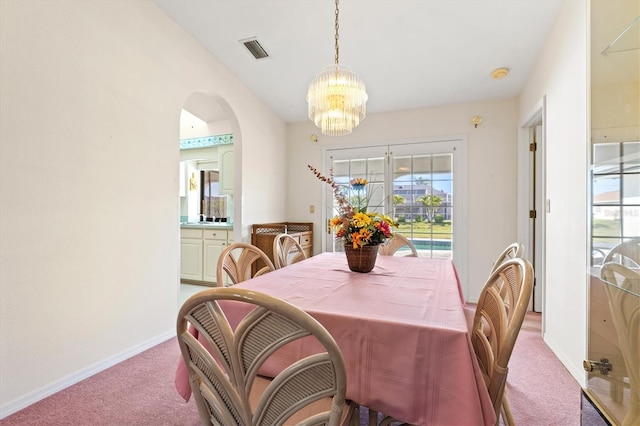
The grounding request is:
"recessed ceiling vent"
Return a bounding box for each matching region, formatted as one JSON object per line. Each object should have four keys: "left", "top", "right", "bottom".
{"left": 240, "top": 37, "right": 270, "bottom": 60}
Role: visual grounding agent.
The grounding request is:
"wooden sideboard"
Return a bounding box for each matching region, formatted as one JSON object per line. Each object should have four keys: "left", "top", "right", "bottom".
{"left": 251, "top": 222, "right": 313, "bottom": 269}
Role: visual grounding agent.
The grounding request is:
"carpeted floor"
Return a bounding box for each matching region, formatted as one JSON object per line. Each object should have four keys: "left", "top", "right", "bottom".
{"left": 2, "top": 310, "right": 582, "bottom": 425}
{"left": 498, "top": 311, "right": 580, "bottom": 426}
{"left": 2, "top": 338, "right": 201, "bottom": 426}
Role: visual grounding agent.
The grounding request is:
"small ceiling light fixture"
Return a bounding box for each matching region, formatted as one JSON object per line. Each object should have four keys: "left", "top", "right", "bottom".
{"left": 306, "top": 0, "right": 368, "bottom": 136}
{"left": 491, "top": 67, "right": 509, "bottom": 79}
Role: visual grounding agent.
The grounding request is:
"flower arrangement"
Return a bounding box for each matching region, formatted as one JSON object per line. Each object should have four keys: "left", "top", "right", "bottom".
{"left": 308, "top": 165, "right": 396, "bottom": 249}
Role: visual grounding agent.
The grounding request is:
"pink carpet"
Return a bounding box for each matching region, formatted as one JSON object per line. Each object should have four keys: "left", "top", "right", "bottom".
{"left": 2, "top": 311, "right": 581, "bottom": 425}
{"left": 500, "top": 311, "right": 580, "bottom": 426}
{"left": 2, "top": 339, "right": 200, "bottom": 426}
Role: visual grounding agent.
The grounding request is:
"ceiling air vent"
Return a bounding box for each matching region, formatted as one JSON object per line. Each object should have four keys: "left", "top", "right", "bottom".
{"left": 241, "top": 37, "right": 270, "bottom": 60}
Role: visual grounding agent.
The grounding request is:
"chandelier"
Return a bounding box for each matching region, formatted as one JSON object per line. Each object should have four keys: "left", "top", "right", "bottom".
{"left": 306, "top": 0, "right": 368, "bottom": 136}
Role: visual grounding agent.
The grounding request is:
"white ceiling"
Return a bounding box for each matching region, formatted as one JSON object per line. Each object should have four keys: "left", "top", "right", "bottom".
{"left": 156, "top": 0, "right": 566, "bottom": 124}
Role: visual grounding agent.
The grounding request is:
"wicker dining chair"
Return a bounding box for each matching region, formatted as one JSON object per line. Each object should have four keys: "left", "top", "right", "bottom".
{"left": 216, "top": 242, "right": 275, "bottom": 287}
{"left": 272, "top": 233, "right": 308, "bottom": 269}
{"left": 177, "top": 287, "right": 359, "bottom": 426}
{"left": 471, "top": 257, "right": 534, "bottom": 426}
{"left": 465, "top": 242, "right": 525, "bottom": 331}
{"left": 490, "top": 242, "right": 525, "bottom": 273}
{"left": 378, "top": 234, "right": 418, "bottom": 257}
{"left": 465, "top": 245, "right": 527, "bottom": 425}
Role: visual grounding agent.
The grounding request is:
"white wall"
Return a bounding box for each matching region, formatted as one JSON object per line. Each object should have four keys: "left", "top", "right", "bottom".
{"left": 0, "top": 0, "right": 286, "bottom": 417}
{"left": 179, "top": 114, "right": 232, "bottom": 140}
{"left": 287, "top": 97, "right": 520, "bottom": 302}
{"left": 518, "top": 0, "right": 589, "bottom": 385}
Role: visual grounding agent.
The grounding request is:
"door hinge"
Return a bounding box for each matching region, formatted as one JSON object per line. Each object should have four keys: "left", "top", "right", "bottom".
{"left": 529, "top": 142, "right": 537, "bottom": 152}
{"left": 529, "top": 210, "right": 537, "bottom": 219}
{"left": 583, "top": 358, "right": 612, "bottom": 375}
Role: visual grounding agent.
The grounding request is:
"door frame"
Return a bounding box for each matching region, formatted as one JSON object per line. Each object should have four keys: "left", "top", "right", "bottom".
{"left": 518, "top": 97, "right": 547, "bottom": 328}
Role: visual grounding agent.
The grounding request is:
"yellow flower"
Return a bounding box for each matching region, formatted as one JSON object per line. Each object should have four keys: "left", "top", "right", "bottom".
{"left": 351, "top": 212, "right": 372, "bottom": 227}
{"left": 350, "top": 177, "right": 368, "bottom": 186}
{"left": 379, "top": 214, "right": 398, "bottom": 227}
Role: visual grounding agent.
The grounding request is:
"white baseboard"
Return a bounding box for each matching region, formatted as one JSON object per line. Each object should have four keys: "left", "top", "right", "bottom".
{"left": 543, "top": 330, "right": 587, "bottom": 388}
{"left": 0, "top": 330, "right": 175, "bottom": 419}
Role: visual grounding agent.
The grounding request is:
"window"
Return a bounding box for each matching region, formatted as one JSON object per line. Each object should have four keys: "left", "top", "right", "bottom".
{"left": 392, "top": 152, "right": 453, "bottom": 258}
{"left": 199, "top": 170, "right": 228, "bottom": 221}
{"left": 591, "top": 141, "right": 640, "bottom": 265}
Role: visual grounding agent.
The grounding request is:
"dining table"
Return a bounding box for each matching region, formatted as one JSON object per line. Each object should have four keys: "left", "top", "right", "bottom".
{"left": 175, "top": 252, "right": 496, "bottom": 426}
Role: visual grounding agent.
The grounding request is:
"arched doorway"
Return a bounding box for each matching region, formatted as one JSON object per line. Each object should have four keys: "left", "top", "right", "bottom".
{"left": 178, "top": 91, "right": 242, "bottom": 302}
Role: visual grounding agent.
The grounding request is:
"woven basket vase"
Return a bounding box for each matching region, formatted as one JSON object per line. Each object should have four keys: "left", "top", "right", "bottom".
{"left": 344, "top": 244, "right": 379, "bottom": 273}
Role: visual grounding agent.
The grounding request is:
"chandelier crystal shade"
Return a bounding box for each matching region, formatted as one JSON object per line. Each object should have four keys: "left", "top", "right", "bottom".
{"left": 307, "top": 64, "right": 367, "bottom": 136}
{"left": 306, "top": 0, "right": 367, "bottom": 136}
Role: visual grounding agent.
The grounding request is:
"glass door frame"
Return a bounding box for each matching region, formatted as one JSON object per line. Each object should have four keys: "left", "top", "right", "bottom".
{"left": 321, "top": 137, "right": 468, "bottom": 294}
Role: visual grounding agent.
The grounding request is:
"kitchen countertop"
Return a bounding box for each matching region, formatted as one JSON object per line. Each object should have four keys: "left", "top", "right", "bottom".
{"left": 180, "top": 222, "right": 233, "bottom": 230}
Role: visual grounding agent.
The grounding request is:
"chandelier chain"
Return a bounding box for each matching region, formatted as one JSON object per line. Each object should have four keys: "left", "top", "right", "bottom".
{"left": 334, "top": 0, "right": 339, "bottom": 65}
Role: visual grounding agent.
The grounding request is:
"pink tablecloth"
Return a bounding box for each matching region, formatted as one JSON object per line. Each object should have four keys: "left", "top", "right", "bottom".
{"left": 175, "top": 252, "right": 495, "bottom": 426}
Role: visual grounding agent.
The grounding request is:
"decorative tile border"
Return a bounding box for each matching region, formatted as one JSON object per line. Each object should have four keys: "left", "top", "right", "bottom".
{"left": 180, "top": 134, "right": 233, "bottom": 150}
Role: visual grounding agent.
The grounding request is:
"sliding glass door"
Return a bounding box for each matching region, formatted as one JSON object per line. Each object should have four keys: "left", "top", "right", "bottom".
{"left": 325, "top": 140, "right": 464, "bottom": 261}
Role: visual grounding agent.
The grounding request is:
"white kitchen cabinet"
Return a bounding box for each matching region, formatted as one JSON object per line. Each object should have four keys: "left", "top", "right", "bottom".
{"left": 219, "top": 144, "right": 234, "bottom": 195}
{"left": 180, "top": 226, "right": 232, "bottom": 285}
{"left": 202, "top": 229, "right": 230, "bottom": 283}
{"left": 180, "top": 229, "right": 203, "bottom": 281}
